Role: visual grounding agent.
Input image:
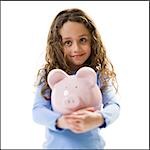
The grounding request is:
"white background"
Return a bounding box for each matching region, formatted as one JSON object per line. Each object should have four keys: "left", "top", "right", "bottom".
{"left": 1, "top": 1, "right": 149, "bottom": 149}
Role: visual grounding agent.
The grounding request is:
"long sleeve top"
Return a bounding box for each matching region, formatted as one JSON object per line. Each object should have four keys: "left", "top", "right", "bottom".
{"left": 32, "top": 73, "right": 120, "bottom": 149}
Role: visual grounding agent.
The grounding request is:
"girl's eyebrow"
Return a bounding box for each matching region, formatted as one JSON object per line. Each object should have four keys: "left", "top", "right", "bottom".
{"left": 62, "top": 37, "right": 71, "bottom": 40}
{"left": 79, "top": 34, "right": 89, "bottom": 37}
{"left": 62, "top": 34, "right": 89, "bottom": 40}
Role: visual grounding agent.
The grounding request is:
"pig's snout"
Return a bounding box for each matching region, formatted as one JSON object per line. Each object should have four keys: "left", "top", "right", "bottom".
{"left": 63, "top": 90, "right": 80, "bottom": 109}
{"left": 64, "top": 97, "right": 80, "bottom": 109}
{"left": 64, "top": 97, "right": 79, "bottom": 107}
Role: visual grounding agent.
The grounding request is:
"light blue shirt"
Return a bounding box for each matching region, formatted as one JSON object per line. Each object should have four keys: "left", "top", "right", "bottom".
{"left": 32, "top": 74, "right": 120, "bottom": 149}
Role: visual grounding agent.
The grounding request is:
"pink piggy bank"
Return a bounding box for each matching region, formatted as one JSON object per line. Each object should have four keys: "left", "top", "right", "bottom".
{"left": 47, "top": 67, "right": 102, "bottom": 115}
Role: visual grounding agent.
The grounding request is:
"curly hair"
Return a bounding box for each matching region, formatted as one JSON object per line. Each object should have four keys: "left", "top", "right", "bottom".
{"left": 36, "top": 8, "right": 118, "bottom": 100}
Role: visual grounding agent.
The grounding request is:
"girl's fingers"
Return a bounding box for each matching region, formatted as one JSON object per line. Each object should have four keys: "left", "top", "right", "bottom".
{"left": 68, "top": 122, "right": 84, "bottom": 133}
{"left": 80, "top": 107, "right": 95, "bottom": 112}
{"left": 84, "top": 107, "right": 95, "bottom": 111}
{"left": 72, "top": 107, "right": 95, "bottom": 115}
{"left": 65, "top": 114, "right": 83, "bottom": 119}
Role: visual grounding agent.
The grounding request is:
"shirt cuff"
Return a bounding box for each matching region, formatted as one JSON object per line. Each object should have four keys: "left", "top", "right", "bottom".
{"left": 55, "top": 119, "right": 64, "bottom": 131}
{"left": 99, "top": 113, "right": 107, "bottom": 128}
{"left": 99, "top": 118, "right": 107, "bottom": 128}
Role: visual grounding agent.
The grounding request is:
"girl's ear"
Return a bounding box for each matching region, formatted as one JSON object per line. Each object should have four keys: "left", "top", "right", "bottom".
{"left": 47, "top": 69, "right": 69, "bottom": 89}
{"left": 76, "top": 67, "right": 96, "bottom": 87}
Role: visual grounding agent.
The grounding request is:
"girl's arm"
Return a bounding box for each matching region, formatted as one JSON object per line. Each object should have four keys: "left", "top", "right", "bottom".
{"left": 32, "top": 83, "right": 64, "bottom": 132}
{"left": 99, "top": 84, "right": 121, "bottom": 128}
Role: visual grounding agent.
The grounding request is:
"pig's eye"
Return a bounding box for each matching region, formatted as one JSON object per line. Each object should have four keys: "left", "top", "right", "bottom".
{"left": 75, "top": 85, "right": 78, "bottom": 88}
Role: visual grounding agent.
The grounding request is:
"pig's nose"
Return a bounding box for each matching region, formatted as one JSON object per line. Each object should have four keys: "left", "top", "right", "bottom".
{"left": 64, "top": 97, "right": 80, "bottom": 108}
{"left": 65, "top": 99, "right": 76, "bottom": 104}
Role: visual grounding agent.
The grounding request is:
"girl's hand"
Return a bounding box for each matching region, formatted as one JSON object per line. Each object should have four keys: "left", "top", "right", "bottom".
{"left": 57, "top": 107, "right": 104, "bottom": 133}
{"left": 56, "top": 107, "right": 95, "bottom": 130}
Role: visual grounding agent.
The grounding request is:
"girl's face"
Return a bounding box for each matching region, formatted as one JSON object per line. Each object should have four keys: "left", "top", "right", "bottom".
{"left": 60, "top": 21, "right": 91, "bottom": 70}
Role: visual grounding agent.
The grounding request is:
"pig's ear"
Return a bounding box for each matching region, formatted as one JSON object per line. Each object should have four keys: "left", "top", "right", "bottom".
{"left": 47, "top": 69, "right": 69, "bottom": 89}
{"left": 76, "top": 67, "right": 96, "bottom": 87}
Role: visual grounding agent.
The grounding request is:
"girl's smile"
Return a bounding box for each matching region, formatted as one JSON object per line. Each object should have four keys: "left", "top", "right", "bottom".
{"left": 60, "top": 21, "right": 91, "bottom": 69}
{"left": 70, "top": 53, "right": 86, "bottom": 60}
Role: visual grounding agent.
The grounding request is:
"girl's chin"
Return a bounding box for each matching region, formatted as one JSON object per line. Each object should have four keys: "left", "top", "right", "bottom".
{"left": 68, "top": 62, "right": 84, "bottom": 70}
{"left": 66, "top": 58, "right": 86, "bottom": 70}
{"left": 71, "top": 59, "right": 85, "bottom": 66}
{"left": 72, "top": 62, "right": 84, "bottom": 67}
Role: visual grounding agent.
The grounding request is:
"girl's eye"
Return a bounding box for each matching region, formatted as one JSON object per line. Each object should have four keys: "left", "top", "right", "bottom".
{"left": 64, "top": 41, "right": 72, "bottom": 47}
{"left": 80, "top": 38, "right": 87, "bottom": 44}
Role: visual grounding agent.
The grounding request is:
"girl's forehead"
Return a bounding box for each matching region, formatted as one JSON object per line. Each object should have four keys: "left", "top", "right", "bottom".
{"left": 60, "top": 21, "right": 90, "bottom": 38}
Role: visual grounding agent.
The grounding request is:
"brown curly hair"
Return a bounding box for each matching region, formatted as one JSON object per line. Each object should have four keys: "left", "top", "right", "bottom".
{"left": 36, "top": 8, "right": 118, "bottom": 100}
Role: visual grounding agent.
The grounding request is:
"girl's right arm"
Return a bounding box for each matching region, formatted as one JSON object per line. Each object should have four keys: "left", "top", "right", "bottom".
{"left": 32, "top": 83, "right": 64, "bottom": 132}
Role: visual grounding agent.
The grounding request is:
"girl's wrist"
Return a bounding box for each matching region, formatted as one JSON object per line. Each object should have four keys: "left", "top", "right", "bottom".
{"left": 55, "top": 118, "right": 63, "bottom": 130}
{"left": 97, "top": 113, "right": 104, "bottom": 126}
{"left": 97, "top": 112, "right": 106, "bottom": 128}
{"left": 95, "top": 110, "right": 105, "bottom": 127}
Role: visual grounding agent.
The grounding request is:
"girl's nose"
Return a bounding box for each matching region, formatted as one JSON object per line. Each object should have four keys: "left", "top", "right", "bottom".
{"left": 73, "top": 42, "right": 81, "bottom": 52}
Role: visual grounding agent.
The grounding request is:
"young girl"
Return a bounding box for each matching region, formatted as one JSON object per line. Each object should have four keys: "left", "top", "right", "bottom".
{"left": 32, "top": 8, "right": 120, "bottom": 149}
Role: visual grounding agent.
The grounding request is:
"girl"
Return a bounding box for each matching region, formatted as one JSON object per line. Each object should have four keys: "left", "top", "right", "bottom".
{"left": 32, "top": 8, "right": 120, "bottom": 149}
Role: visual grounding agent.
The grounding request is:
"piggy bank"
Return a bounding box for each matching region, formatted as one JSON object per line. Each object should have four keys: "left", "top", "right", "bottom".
{"left": 47, "top": 67, "right": 102, "bottom": 115}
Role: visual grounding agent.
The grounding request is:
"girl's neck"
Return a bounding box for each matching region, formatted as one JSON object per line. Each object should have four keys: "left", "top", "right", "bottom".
{"left": 69, "top": 64, "right": 84, "bottom": 74}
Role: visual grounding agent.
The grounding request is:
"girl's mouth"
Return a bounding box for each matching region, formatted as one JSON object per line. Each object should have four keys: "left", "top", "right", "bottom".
{"left": 71, "top": 53, "right": 85, "bottom": 58}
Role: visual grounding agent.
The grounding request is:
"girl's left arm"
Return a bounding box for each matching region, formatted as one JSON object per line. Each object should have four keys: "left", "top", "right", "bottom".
{"left": 99, "top": 85, "right": 121, "bottom": 128}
